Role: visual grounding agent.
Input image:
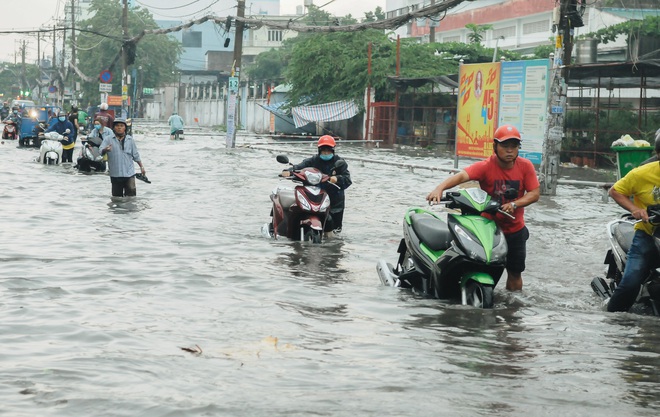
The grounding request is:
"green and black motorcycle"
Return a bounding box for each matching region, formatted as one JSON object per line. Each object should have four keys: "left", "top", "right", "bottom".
{"left": 377, "top": 188, "right": 513, "bottom": 308}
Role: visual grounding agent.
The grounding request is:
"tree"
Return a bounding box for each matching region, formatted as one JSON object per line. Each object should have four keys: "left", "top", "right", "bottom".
{"left": 465, "top": 23, "right": 493, "bottom": 45}
{"left": 363, "top": 7, "right": 386, "bottom": 23}
{"left": 75, "top": 0, "right": 181, "bottom": 107}
{"left": 0, "top": 63, "right": 39, "bottom": 101}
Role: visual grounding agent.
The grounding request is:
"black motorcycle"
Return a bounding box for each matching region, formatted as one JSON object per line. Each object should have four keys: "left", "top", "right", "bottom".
{"left": 74, "top": 134, "right": 106, "bottom": 173}
{"left": 591, "top": 205, "right": 660, "bottom": 315}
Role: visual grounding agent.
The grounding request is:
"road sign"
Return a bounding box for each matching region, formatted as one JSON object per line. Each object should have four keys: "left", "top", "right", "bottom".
{"left": 48, "top": 85, "right": 57, "bottom": 93}
{"left": 99, "top": 83, "right": 112, "bottom": 93}
{"left": 228, "top": 77, "right": 239, "bottom": 92}
{"left": 99, "top": 70, "right": 113, "bottom": 83}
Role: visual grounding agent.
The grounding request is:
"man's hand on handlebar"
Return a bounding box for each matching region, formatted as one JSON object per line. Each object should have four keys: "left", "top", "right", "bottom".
{"left": 280, "top": 170, "right": 291, "bottom": 177}
{"left": 426, "top": 187, "right": 444, "bottom": 204}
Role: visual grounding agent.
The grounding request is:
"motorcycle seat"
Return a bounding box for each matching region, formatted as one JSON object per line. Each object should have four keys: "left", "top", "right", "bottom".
{"left": 410, "top": 213, "right": 452, "bottom": 251}
{"left": 613, "top": 221, "right": 635, "bottom": 254}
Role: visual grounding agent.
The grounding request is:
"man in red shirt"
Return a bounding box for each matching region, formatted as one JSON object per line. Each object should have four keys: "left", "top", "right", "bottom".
{"left": 427, "top": 124, "right": 540, "bottom": 291}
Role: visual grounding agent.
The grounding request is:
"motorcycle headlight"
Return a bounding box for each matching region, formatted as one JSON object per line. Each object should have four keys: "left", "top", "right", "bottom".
{"left": 490, "top": 229, "right": 508, "bottom": 263}
{"left": 453, "top": 224, "right": 488, "bottom": 263}
{"left": 304, "top": 170, "right": 322, "bottom": 185}
{"left": 296, "top": 190, "right": 311, "bottom": 211}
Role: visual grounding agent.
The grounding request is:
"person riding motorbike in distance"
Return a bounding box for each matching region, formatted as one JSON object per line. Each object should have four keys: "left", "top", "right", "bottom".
{"left": 606, "top": 130, "right": 660, "bottom": 313}
{"left": 94, "top": 102, "right": 114, "bottom": 129}
{"left": 168, "top": 111, "right": 185, "bottom": 140}
{"left": 281, "top": 135, "right": 352, "bottom": 233}
{"left": 45, "top": 110, "right": 76, "bottom": 163}
{"left": 426, "top": 124, "right": 540, "bottom": 292}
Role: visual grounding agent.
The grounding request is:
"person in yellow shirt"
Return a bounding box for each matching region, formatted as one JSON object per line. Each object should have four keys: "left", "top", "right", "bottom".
{"left": 45, "top": 110, "right": 76, "bottom": 163}
{"left": 607, "top": 130, "right": 660, "bottom": 312}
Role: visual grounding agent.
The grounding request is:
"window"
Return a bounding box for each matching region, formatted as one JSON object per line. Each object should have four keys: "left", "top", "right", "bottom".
{"left": 493, "top": 26, "right": 516, "bottom": 39}
{"left": 444, "top": 35, "right": 461, "bottom": 43}
{"left": 523, "top": 20, "right": 549, "bottom": 35}
{"left": 182, "top": 31, "right": 202, "bottom": 48}
{"left": 268, "top": 30, "right": 283, "bottom": 42}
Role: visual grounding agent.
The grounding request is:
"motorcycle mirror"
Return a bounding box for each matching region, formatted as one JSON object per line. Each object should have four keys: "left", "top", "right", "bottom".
{"left": 276, "top": 155, "right": 290, "bottom": 164}
{"left": 334, "top": 159, "right": 347, "bottom": 170}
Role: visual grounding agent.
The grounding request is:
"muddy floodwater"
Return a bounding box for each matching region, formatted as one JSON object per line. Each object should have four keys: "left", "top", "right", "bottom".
{"left": 1, "top": 124, "right": 658, "bottom": 417}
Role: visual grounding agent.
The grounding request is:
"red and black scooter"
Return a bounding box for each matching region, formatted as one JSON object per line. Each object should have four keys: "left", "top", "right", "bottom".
{"left": 2, "top": 119, "right": 18, "bottom": 140}
{"left": 262, "top": 154, "right": 344, "bottom": 244}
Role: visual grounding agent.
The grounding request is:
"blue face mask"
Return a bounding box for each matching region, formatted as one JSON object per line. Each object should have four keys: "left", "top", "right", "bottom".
{"left": 319, "top": 153, "right": 333, "bottom": 161}
{"left": 94, "top": 124, "right": 101, "bottom": 130}
{"left": 58, "top": 116, "right": 66, "bottom": 122}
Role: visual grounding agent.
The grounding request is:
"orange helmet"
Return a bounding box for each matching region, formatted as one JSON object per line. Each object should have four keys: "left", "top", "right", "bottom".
{"left": 317, "top": 135, "right": 336, "bottom": 148}
{"left": 493, "top": 125, "right": 522, "bottom": 143}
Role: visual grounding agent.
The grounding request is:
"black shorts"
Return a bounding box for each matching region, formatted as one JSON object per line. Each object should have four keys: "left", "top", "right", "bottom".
{"left": 505, "top": 226, "right": 530, "bottom": 273}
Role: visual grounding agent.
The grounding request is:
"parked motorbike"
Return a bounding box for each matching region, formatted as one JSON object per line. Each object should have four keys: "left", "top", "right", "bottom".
{"left": 74, "top": 134, "right": 106, "bottom": 173}
{"left": 2, "top": 119, "right": 18, "bottom": 140}
{"left": 38, "top": 131, "right": 64, "bottom": 165}
{"left": 261, "top": 154, "right": 344, "bottom": 244}
{"left": 376, "top": 188, "right": 516, "bottom": 308}
{"left": 591, "top": 205, "right": 660, "bottom": 315}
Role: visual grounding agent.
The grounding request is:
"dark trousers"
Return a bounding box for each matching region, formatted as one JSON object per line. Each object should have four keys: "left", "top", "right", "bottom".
{"left": 111, "top": 176, "right": 137, "bottom": 197}
{"left": 62, "top": 148, "right": 74, "bottom": 163}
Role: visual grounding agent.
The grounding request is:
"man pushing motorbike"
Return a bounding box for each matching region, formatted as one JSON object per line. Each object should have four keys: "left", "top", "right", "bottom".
{"left": 281, "top": 135, "right": 352, "bottom": 233}
{"left": 426, "top": 124, "right": 540, "bottom": 292}
{"left": 606, "top": 130, "right": 660, "bottom": 313}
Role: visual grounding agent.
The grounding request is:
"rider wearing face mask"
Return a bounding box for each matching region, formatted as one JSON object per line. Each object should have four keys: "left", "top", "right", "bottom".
{"left": 45, "top": 110, "right": 76, "bottom": 162}
{"left": 281, "top": 135, "right": 352, "bottom": 233}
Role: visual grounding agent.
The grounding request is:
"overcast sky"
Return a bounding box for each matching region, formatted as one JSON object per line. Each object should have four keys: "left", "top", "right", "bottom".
{"left": 0, "top": 0, "right": 386, "bottom": 64}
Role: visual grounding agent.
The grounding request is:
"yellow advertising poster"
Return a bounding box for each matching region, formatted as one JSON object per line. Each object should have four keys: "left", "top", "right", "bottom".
{"left": 456, "top": 62, "right": 501, "bottom": 159}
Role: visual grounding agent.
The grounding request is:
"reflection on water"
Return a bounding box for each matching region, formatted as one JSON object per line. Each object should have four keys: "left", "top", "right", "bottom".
{"left": 1, "top": 128, "right": 659, "bottom": 417}
{"left": 277, "top": 239, "right": 350, "bottom": 283}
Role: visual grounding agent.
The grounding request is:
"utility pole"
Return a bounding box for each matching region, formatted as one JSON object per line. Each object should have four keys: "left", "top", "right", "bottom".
{"left": 121, "top": 0, "right": 129, "bottom": 117}
{"left": 227, "top": 0, "right": 245, "bottom": 148}
{"left": 71, "top": 0, "right": 76, "bottom": 67}
{"left": 539, "top": 0, "right": 572, "bottom": 196}
{"left": 429, "top": 0, "right": 435, "bottom": 43}
{"left": 20, "top": 41, "right": 27, "bottom": 98}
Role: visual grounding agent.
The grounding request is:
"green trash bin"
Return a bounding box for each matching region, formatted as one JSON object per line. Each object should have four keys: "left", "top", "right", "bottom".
{"left": 611, "top": 146, "right": 654, "bottom": 179}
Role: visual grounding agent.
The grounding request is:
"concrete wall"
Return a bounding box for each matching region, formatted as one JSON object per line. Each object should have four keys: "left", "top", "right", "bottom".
{"left": 142, "top": 84, "right": 359, "bottom": 137}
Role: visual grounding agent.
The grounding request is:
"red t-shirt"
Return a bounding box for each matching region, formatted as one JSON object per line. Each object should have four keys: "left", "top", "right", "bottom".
{"left": 464, "top": 154, "right": 540, "bottom": 234}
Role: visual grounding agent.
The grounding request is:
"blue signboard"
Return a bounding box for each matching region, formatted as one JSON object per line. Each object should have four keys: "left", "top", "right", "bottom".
{"left": 498, "top": 59, "right": 550, "bottom": 165}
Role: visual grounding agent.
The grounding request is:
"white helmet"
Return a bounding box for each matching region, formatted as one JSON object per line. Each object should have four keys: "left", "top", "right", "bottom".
{"left": 100, "top": 103, "right": 108, "bottom": 110}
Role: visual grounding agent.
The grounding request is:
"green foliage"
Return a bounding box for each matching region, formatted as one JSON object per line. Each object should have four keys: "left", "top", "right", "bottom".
{"left": 564, "top": 107, "right": 660, "bottom": 153}
{"left": 532, "top": 42, "right": 555, "bottom": 60}
{"left": 465, "top": 23, "right": 493, "bottom": 45}
{"left": 363, "top": 7, "right": 386, "bottom": 22}
{"left": 433, "top": 42, "right": 521, "bottom": 63}
{"left": 246, "top": 48, "right": 287, "bottom": 82}
{"left": 0, "top": 63, "right": 39, "bottom": 100}
{"left": 76, "top": 0, "right": 181, "bottom": 105}
{"left": 284, "top": 29, "right": 393, "bottom": 107}
{"left": 580, "top": 16, "right": 660, "bottom": 44}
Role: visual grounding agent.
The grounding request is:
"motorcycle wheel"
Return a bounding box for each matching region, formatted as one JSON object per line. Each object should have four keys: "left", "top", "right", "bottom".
{"left": 465, "top": 281, "right": 494, "bottom": 308}
{"left": 304, "top": 228, "right": 322, "bottom": 244}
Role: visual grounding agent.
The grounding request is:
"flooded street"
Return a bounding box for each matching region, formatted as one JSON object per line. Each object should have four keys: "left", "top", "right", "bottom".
{"left": 1, "top": 123, "right": 659, "bottom": 417}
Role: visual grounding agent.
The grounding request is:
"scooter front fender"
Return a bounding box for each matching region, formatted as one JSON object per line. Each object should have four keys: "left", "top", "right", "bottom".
{"left": 300, "top": 215, "right": 323, "bottom": 231}
{"left": 460, "top": 271, "right": 495, "bottom": 287}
